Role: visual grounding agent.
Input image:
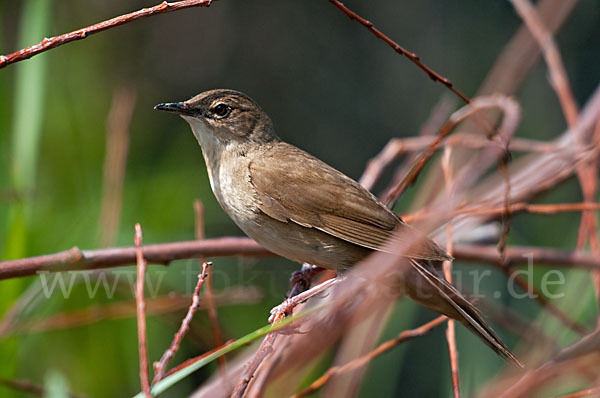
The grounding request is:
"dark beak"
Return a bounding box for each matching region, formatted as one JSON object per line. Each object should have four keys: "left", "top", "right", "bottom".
{"left": 154, "top": 102, "right": 195, "bottom": 116}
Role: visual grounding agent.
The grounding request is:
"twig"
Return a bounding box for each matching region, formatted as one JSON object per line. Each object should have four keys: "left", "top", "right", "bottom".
{"left": 327, "top": 0, "right": 470, "bottom": 104}
{"left": 403, "top": 202, "right": 600, "bottom": 223}
{"left": 134, "top": 224, "right": 151, "bottom": 397}
{"left": 292, "top": 316, "right": 447, "bottom": 398}
{"left": 554, "top": 386, "right": 600, "bottom": 398}
{"left": 504, "top": 269, "right": 588, "bottom": 335}
{"left": 0, "top": 0, "right": 213, "bottom": 69}
{"left": 268, "top": 277, "right": 341, "bottom": 324}
{"left": 509, "top": 0, "right": 578, "bottom": 127}
{"left": 382, "top": 96, "right": 518, "bottom": 207}
{"left": 232, "top": 277, "right": 341, "bottom": 397}
{"left": 361, "top": 135, "right": 560, "bottom": 193}
{"left": 194, "top": 200, "right": 226, "bottom": 372}
{"left": 2, "top": 286, "right": 261, "bottom": 337}
{"left": 0, "top": 378, "right": 43, "bottom": 397}
{"left": 231, "top": 328, "right": 280, "bottom": 398}
{"left": 153, "top": 261, "right": 211, "bottom": 383}
{"left": 0, "top": 377, "right": 84, "bottom": 398}
{"left": 442, "top": 147, "right": 461, "bottom": 398}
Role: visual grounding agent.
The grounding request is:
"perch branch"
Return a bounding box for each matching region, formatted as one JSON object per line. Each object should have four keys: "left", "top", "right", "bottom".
{"left": 2, "top": 239, "right": 600, "bottom": 281}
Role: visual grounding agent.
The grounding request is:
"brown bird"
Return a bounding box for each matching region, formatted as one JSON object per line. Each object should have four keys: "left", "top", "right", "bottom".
{"left": 155, "top": 89, "right": 522, "bottom": 366}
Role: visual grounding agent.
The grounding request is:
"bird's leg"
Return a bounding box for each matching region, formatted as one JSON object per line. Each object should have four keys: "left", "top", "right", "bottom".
{"left": 288, "top": 263, "right": 326, "bottom": 298}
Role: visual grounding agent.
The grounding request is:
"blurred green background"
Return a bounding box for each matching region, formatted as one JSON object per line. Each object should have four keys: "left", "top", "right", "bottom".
{"left": 1, "top": 0, "right": 599, "bottom": 396}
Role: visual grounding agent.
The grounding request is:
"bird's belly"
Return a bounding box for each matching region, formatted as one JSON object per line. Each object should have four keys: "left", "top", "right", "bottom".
{"left": 239, "top": 214, "right": 371, "bottom": 270}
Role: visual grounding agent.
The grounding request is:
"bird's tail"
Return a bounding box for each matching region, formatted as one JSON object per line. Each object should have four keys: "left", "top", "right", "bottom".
{"left": 406, "top": 259, "right": 524, "bottom": 367}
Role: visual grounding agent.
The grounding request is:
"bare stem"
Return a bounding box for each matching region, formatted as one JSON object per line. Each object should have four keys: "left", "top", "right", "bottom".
{"left": 135, "top": 224, "right": 151, "bottom": 397}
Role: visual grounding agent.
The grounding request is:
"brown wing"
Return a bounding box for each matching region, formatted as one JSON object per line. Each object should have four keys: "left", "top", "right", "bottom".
{"left": 249, "top": 143, "right": 450, "bottom": 261}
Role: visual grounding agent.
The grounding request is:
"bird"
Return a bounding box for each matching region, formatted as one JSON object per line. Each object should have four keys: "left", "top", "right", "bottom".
{"left": 154, "top": 89, "right": 522, "bottom": 366}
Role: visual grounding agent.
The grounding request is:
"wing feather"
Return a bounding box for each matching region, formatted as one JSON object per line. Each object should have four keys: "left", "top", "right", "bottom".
{"left": 249, "top": 143, "right": 450, "bottom": 261}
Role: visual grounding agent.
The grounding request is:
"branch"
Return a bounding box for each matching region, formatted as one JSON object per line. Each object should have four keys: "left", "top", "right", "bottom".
{"left": 453, "top": 244, "right": 600, "bottom": 270}
{"left": 2, "top": 239, "right": 600, "bottom": 281}
{"left": 153, "top": 262, "right": 211, "bottom": 383}
{"left": 404, "top": 202, "right": 600, "bottom": 223}
{"left": 292, "top": 316, "right": 447, "bottom": 397}
{"left": 327, "top": 0, "right": 470, "bottom": 103}
{"left": 0, "top": 0, "right": 213, "bottom": 69}
{"left": 509, "top": 0, "right": 579, "bottom": 127}
{"left": 442, "top": 148, "right": 461, "bottom": 398}
{"left": 134, "top": 224, "right": 151, "bottom": 397}
{"left": 382, "top": 95, "right": 519, "bottom": 207}
{"left": 231, "top": 277, "right": 341, "bottom": 397}
{"left": 0, "top": 237, "right": 273, "bottom": 280}
{"left": 194, "top": 200, "right": 226, "bottom": 372}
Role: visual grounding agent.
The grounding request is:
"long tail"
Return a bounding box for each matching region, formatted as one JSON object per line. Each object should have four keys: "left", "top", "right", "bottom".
{"left": 407, "top": 259, "right": 524, "bottom": 367}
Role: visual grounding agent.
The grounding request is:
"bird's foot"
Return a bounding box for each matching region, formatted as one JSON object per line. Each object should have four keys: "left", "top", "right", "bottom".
{"left": 269, "top": 276, "right": 342, "bottom": 324}
{"left": 288, "top": 264, "right": 325, "bottom": 298}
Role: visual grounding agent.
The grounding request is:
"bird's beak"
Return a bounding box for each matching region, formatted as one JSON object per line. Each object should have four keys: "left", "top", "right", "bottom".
{"left": 154, "top": 102, "right": 195, "bottom": 116}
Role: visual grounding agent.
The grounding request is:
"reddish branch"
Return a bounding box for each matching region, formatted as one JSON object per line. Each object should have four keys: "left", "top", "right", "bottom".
{"left": 382, "top": 96, "right": 518, "bottom": 206}
{"left": 404, "top": 202, "right": 600, "bottom": 222}
{"left": 153, "top": 262, "right": 211, "bottom": 383}
{"left": 509, "top": 0, "right": 579, "bottom": 127}
{"left": 2, "top": 287, "right": 261, "bottom": 337}
{"left": 359, "top": 135, "right": 558, "bottom": 193}
{"left": 232, "top": 277, "right": 341, "bottom": 397}
{"left": 134, "top": 224, "right": 151, "bottom": 397}
{"left": 0, "top": 378, "right": 83, "bottom": 398}
{"left": 194, "top": 200, "right": 226, "bottom": 372}
{"left": 453, "top": 244, "right": 600, "bottom": 270}
{"left": 0, "top": 1, "right": 213, "bottom": 69}
{"left": 442, "top": 149, "right": 461, "bottom": 398}
{"left": 292, "top": 316, "right": 447, "bottom": 397}
{"left": 327, "top": 0, "right": 470, "bottom": 104}
{"left": 0, "top": 237, "right": 273, "bottom": 280}
{"left": 2, "top": 239, "right": 600, "bottom": 282}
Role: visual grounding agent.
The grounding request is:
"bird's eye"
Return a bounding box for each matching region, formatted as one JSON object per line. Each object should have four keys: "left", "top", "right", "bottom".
{"left": 211, "top": 103, "right": 230, "bottom": 118}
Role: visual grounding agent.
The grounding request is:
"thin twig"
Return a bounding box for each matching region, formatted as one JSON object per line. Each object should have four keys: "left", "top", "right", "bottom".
{"left": 153, "top": 261, "right": 211, "bottom": 383}
{"left": 134, "top": 224, "right": 151, "bottom": 397}
{"left": 382, "top": 96, "right": 518, "bottom": 207}
{"left": 231, "top": 328, "right": 280, "bottom": 398}
{"left": 509, "top": 0, "right": 578, "bottom": 127}
{"left": 232, "top": 277, "right": 341, "bottom": 397}
{"left": 0, "top": 377, "right": 83, "bottom": 398}
{"left": 194, "top": 200, "right": 226, "bottom": 372}
{"left": 360, "top": 135, "right": 560, "bottom": 193}
{"left": 268, "top": 277, "right": 341, "bottom": 324}
{"left": 327, "top": 0, "right": 470, "bottom": 104}
{"left": 2, "top": 286, "right": 261, "bottom": 337}
{"left": 442, "top": 147, "right": 461, "bottom": 398}
{"left": 503, "top": 269, "right": 588, "bottom": 335}
{"left": 403, "top": 202, "right": 600, "bottom": 223}
{"left": 292, "top": 316, "right": 447, "bottom": 398}
{"left": 0, "top": 0, "right": 213, "bottom": 69}
{"left": 554, "top": 386, "right": 600, "bottom": 398}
